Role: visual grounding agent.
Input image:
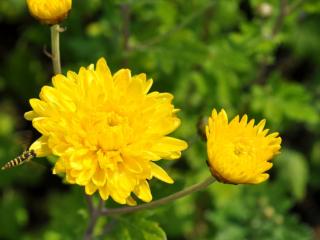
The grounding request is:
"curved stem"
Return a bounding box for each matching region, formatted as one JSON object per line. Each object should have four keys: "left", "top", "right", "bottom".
{"left": 84, "top": 197, "right": 104, "bottom": 240}
{"left": 50, "top": 24, "right": 61, "bottom": 74}
{"left": 85, "top": 195, "right": 95, "bottom": 217}
{"left": 101, "top": 176, "right": 216, "bottom": 216}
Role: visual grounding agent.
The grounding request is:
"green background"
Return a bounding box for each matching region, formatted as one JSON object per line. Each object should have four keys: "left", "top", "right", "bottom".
{"left": 0, "top": 0, "right": 320, "bottom": 239}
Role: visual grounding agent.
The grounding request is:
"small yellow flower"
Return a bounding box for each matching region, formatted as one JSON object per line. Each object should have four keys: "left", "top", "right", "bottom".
{"left": 25, "top": 58, "right": 188, "bottom": 205}
{"left": 206, "top": 109, "right": 281, "bottom": 184}
{"left": 26, "top": 0, "right": 72, "bottom": 24}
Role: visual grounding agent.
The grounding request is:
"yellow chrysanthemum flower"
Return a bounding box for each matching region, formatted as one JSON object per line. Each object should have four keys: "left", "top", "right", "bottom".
{"left": 26, "top": 0, "right": 72, "bottom": 24}
{"left": 206, "top": 109, "right": 281, "bottom": 184}
{"left": 24, "top": 58, "right": 188, "bottom": 205}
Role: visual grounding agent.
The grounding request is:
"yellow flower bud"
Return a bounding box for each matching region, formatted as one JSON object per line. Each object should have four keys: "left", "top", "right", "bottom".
{"left": 206, "top": 109, "right": 281, "bottom": 185}
{"left": 26, "top": 0, "right": 72, "bottom": 25}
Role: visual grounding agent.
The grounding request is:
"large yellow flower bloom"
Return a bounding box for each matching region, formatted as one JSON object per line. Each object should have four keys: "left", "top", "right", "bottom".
{"left": 26, "top": 0, "right": 72, "bottom": 24}
{"left": 206, "top": 109, "right": 281, "bottom": 184}
{"left": 24, "top": 58, "right": 188, "bottom": 205}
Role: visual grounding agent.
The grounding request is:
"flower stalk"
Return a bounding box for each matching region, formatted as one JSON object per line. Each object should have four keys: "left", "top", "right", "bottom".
{"left": 50, "top": 24, "right": 62, "bottom": 74}
{"left": 101, "top": 176, "right": 216, "bottom": 216}
{"left": 84, "top": 196, "right": 104, "bottom": 240}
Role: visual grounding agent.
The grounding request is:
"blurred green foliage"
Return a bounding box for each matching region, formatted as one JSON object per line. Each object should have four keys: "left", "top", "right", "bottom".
{"left": 1, "top": 0, "right": 320, "bottom": 239}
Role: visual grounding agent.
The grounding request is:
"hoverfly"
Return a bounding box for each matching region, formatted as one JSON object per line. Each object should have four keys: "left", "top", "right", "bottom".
{"left": 1, "top": 149, "right": 36, "bottom": 170}
{"left": 1, "top": 130, "right": 36, "bottom": 170}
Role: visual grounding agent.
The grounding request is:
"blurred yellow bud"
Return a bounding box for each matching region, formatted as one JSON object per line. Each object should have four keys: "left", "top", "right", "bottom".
{"left": 26, "top": 0, "right": 72, "bottom": 24}
{"left": 256, "top": 3, "right": 273, "bottom": 18}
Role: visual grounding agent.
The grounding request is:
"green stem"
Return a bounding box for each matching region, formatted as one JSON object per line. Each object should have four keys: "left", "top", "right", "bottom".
{"left": 50, "top": 24, "right": 61, "bottom": 75}
{"left": 84, "top": 197, "right": 104, "bottom": 240}
{"left": 101, "top": 176, "right": 216, "bottom": 216}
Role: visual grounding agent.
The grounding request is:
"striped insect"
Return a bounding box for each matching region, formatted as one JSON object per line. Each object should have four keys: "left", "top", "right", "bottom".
{"left": 1, "top": 149, "right": 36, "bottom": 170}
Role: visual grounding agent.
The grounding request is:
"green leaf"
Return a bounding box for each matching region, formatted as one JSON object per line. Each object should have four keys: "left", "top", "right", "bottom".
{"left": 107, "top": 215, "right": 166, "bottom": 240}
{"left": 276, "top": 149, "right": 309, "bottom": 201}
{"left": 303, "top": 1, "right": 320, "bottom": 13}
{"left": 0, "top": 191, "right": 28, "bottom": 239}
{"left": 42, "top": 188, "right": 87, "bottom": 240}
{"left": 250, "top": 74, "right": 319, "bottom": 128}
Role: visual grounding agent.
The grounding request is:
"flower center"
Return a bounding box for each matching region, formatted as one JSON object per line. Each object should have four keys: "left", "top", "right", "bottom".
{"left": 107, "top": 111, "right": 126, "bottom": 127}
{"left": 233, "top": 139, "right": 254, "bottom": 157}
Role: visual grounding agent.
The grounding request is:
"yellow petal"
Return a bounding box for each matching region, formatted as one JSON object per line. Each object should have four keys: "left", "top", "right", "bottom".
{"left": 110, "top": 187, "right": 127, "bottom": 204}
{"left": 230, "top": 115, "right": 240, "bottom": 126}
{"left": 150, "top": 162, "right": 174, "bottom": 183}
{"left": 66, "top": 172, "right": 76, "bottom": 184}
{"left": 76, "top": 169, "right": 93, "bottom": 185}
{"left": 52, "top": 74, "right": 78, "bottom": 102}
{"left": 114, "top": 69, "right": 131, "bottom": 91}
{"left": 252, "top": 173, "right": 269, "bottom": 184}
{"left": 240, "top": 114, "right": 248, "bottom": 125}
{"left": 99, "top": 185, "right": 110, "bottom": 200}
{"left": 29, "top": 136, "right": 51, "bottom": 157}
{"left": 150, "top": 137, "right": 188, "bottom": 160}
{"left": 85, "top": 181, "right": 97, "bottom": 195}
{"left": 52, "top": 159, "right": 65, "bottom": 174}
{"left": 122, "top": 156, "right": 143, "bottom": 173}
{"left": 92, "top": 168, "right": 107, "bottom": 187}
{"left": 96, "top": 57, "right": 113, "bottom": 89}
{"left": 118, "top": 173, "right": 136, "bottom": 192}
{"left": 32, "top": 117, "right": 51, "bottom": 135}
{"left": 247, "top": 119, "right": 255, "bottom": 128}
{"left": 132, "top": 74, "right": 153, "bottom": 94}
{"left": 24, "top": 111, "right": 37, "bottom": 120}
{"left": 126, "top": 196, "right": 137, "bottom": 206}
{"left": 134, "top": 180, "right": 152, "bottom": 202}
{"left": 66, "top": 71, "right": 78, "bottom": 83}
{"left": 256, "top": 119, "right": 266, "bottom": 133}
{"left": 29, "top": 98, "right": 49, "bottom": 116}
{"left": 220, "top": 109, "right": 228, "bottom": 123}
